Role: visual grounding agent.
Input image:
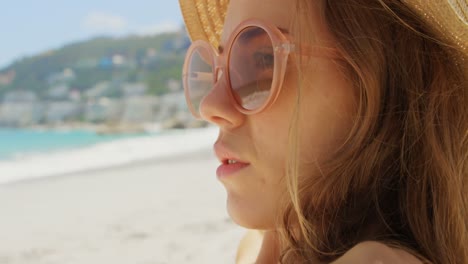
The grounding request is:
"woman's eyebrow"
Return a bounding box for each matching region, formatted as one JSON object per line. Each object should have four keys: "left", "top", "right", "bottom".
{"left": 217, "top": 26, "right": 290, "bottom": 54}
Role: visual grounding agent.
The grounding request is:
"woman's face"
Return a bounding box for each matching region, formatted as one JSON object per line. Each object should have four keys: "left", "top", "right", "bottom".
{"left": 200, "top": 0, "right": 356, "bottom": 229}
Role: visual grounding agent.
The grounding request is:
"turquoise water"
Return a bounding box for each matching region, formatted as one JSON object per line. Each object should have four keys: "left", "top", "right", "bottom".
{"left": 0, "top": 129, "right": 146, "bottom": 160}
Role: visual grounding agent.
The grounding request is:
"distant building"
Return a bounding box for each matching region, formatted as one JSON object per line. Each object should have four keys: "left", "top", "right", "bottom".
{"left": 0, "top": 70, "right": 15, "bottom": 85}
{"left": 47, "top": 68, "right": 75, "bottom": 85}
{"left": 112, "top": 54, "right": 125, "bottom": 66}
{"left": 0, "top": 102, "right": 45, "bottom": 127}
{"left": 98, "top": 57, "right": 113, "bottom": 69}
{"left": 68, "top": 89, "right": 82, "bottom": 101}
{"left": 146, "top": 48, "right": 157, "bottom": 58}
{"left": 85, "top": 81, "right": 112, "bottom": 99}
{"left": 45, "top": 101, "right": 82, "bottom": 123}
{"left": 47, "top": 84, "right": 70, "bottom": 100}
{"left": 2, "top": 90, "right": 37, "bottom": 103}
{"left": 0, "top": 90, "right": 43, "bottom": 126}
{"left": 121, "top": 96, "right": 159, "bottom": 123}
{"left": 85, "top": 98, "right": 123, "bottom": 123}
{"left": 155, "top": 91, "right": 188, "bottom": 122}
{"left": 122, "top": 82, "right": 147, "bottom": 98}
{"left": 167, "top": 79, "right": 182, "bottom": 92}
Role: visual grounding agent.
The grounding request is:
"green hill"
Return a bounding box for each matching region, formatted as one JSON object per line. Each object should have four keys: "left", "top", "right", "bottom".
{"left": 0, "top": 30, "right": 190, "bottom": 99}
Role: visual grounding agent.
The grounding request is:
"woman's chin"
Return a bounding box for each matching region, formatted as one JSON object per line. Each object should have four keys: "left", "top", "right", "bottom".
{"left": 225, "top": 193, "right": 276, "bottom": 230}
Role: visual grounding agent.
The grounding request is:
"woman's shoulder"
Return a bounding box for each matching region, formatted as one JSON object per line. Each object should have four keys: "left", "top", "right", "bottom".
{"left": 236, "top": 231, "right": 424, "bottom": 264}
{"left": 332, "top": 241, "right": 424, "bottom": 264}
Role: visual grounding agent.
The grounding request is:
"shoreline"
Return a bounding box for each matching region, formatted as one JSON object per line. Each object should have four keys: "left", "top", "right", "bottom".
{"left": 5, "top": 119, "right": 210, "bottom": 134}
{"left": 0, "top": 126, "right": 219, "bottom": 185}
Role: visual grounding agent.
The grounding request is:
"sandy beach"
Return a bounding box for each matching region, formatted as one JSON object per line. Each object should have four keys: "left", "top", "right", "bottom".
{"left": 0, "top": 147, "right": 245, "bottom": 264}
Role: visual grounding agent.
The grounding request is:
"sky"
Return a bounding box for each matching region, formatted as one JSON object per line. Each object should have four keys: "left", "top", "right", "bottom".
{"left": 0, "top": 1, "right": 184, "bottom": 69}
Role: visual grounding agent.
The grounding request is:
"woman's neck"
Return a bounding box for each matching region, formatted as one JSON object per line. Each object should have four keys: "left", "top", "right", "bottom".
{"left": 255, "top": 230, "right": 281, "bottom": 263}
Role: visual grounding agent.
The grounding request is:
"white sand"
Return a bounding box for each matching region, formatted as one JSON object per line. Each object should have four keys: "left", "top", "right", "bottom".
{"left": 0, "top": 148, "right": 245, "bottom": 264}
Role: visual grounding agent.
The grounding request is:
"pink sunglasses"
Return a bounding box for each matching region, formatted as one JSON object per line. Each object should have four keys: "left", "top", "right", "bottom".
{"left": 183, "top": 18, "right": 340, "bottom": 119}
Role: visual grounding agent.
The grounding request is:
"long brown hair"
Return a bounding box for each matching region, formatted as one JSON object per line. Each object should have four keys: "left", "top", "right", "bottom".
{"left": 278, "top": 0, "right": 468, "bottom": 263}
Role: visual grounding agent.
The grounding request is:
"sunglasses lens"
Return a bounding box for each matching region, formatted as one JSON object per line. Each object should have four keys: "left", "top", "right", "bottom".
{"left": 229, "top": 26, "right": 274, "bottom": 110}
{"left": 186, "top": 46, "right": 214, "bottom": 116}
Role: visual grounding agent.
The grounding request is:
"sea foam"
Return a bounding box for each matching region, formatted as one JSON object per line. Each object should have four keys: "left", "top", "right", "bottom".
{"left": 0, "top": 127, "right": 218, "bottom": 185}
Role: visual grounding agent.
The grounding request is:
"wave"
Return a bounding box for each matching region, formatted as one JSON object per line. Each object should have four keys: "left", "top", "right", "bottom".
{"left": 0, "top": 127, "right": 218, "bottom": 185}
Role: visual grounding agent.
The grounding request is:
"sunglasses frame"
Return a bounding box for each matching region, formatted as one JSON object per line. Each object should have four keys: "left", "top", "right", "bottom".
{"left": 183, "top": 18, "right": 340, "bottom": 119}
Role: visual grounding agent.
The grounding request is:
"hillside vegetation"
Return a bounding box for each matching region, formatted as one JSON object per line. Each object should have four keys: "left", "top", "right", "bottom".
{"left": 0, "top": 30, "right": 190, "bottom": 99}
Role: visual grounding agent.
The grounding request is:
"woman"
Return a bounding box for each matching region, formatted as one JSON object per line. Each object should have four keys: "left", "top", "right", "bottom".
{"left": 179, "top": 0, "right": 467, "bottom": 263}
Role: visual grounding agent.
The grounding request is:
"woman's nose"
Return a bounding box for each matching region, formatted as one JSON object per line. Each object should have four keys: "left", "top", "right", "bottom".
{"left": 199, "top": 69, "right": 244, "bottom": 129}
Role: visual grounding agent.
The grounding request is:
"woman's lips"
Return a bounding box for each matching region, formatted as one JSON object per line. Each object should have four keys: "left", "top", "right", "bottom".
{"left": 214, "top": 142, "right": 250, "bottom": 178}
{"left": 216, "top": 161, "right": 250, "bottom": 178}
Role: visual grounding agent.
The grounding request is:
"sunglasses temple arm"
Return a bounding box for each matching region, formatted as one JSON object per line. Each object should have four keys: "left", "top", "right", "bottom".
{"left": 185, "top": 71, "right": 213, "bottom": 82}
{"left": 298, "top": 45, "right": 342, "bottom": 59}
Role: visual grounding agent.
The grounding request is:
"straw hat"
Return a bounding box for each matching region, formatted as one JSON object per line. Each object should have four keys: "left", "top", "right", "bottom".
{"left": 179, "top": 0, "right": 467, "bottom": 60}
{"left": 179, "top": 0, "right": 229, "bottom": 50}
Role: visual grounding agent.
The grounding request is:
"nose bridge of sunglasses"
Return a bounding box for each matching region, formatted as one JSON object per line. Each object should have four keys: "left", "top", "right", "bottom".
{"left": 213, "top": 52, "right": 225, "bottom": 83}
{"left": 214, "top": 66, "right": 224, "bottom": 83}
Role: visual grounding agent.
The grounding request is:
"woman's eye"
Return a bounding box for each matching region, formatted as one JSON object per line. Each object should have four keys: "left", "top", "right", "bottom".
{"left": 253, "top": 52, "right": 274, "bottom": 69}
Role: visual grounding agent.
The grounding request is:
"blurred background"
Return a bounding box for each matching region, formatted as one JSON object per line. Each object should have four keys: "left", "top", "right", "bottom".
{"left": 0, "top": 0, "right": 203, "bottom": 137}
{"left": 0, "top": 1, "right": 242, "bottom": 263}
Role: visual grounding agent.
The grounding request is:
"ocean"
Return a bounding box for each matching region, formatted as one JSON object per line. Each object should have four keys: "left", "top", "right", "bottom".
{"left": 0, "top": 128, "right": 144, "bottom": 160}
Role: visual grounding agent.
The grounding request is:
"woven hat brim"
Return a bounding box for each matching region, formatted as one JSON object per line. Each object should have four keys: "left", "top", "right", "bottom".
{"left": 179, "top": 0, "right": 228, "bottom": 50}
{"left": 179, "top": 0, "right": 467, "bottom": 64}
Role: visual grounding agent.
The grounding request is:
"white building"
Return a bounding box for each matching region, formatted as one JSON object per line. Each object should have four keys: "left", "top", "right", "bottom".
{"left": 121, "top": 96, "right": 159, "bottom": 123}
{"left": 85, "top": 98, "right": 123, "bottom": 123}
{"left": 0, "top": 102, "right": 45, "bottom": 126}
{"left": 45, "top": 101, "right": 82, "bottom": 123}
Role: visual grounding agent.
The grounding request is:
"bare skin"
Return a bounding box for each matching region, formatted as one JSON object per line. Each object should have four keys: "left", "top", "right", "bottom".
{"left": 236, "top": 230, "right": 423, "bottom": 264}
{"left": 202, "top": 0, "right": 424, "bottom": 262}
